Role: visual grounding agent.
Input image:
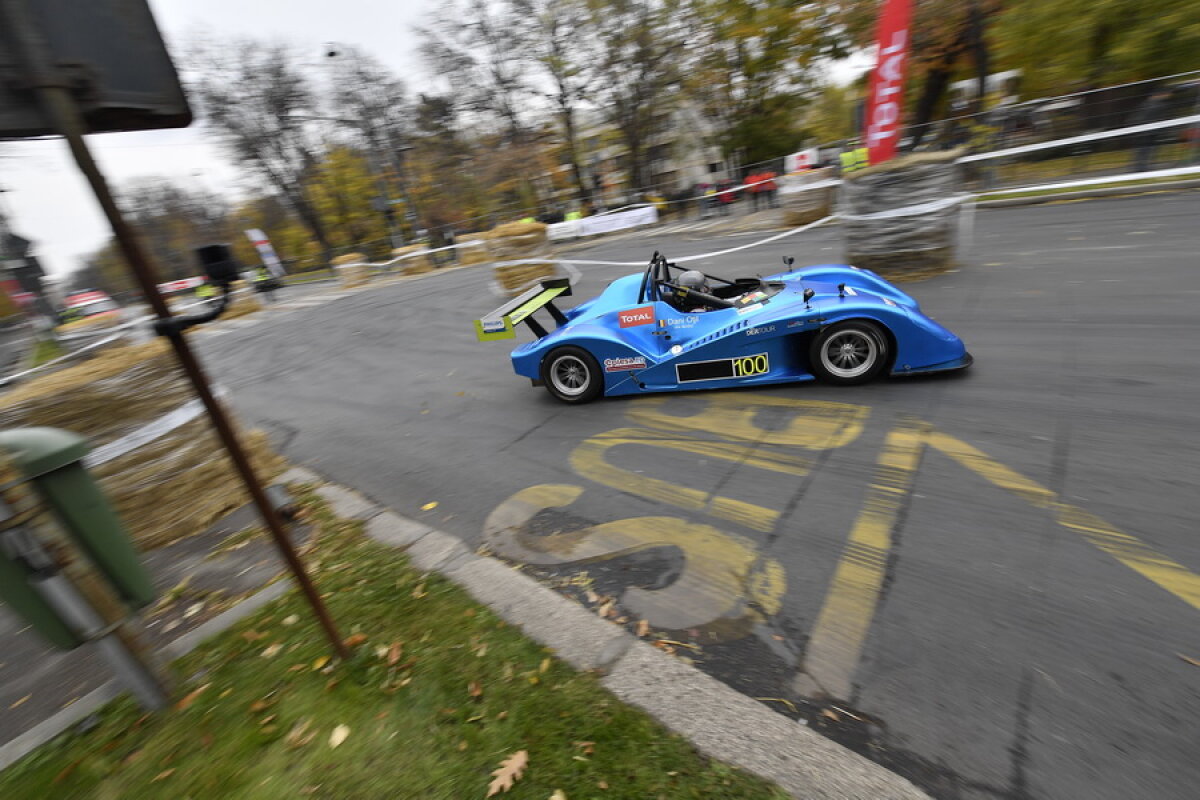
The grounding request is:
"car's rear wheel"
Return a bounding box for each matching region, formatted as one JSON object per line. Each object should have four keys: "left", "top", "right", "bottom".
{"left": 809, "top": 321, "right": 889, "bottom": 385}
{"left": 541, "top": 346, "right": 604, "bottom": 404}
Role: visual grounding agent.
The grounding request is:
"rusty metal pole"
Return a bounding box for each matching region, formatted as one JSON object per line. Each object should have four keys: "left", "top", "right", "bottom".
{"left": 1, "top": 0, "right": 348, "bottom": 659}
{"left": 42, "top": 90, "right": 350, "bottom": 661}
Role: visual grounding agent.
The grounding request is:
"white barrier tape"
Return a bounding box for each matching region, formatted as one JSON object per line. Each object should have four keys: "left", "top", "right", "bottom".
{"left": 777, "top": 177, "right": 842, "bottom": 195}
{"left": 958, "top": 114, "right": 1200, "bottom": 163}
{"left": 83, "top": 386, "right": 231, "bottom": 469}
{"left": 334, "top": 239, "right": 488, "bottom": 271}
{"left": 838, "top": 194, "right": 971, "bottom": 220}
{"left": 976, "top": 165, "right": 1200, "bottom": 196}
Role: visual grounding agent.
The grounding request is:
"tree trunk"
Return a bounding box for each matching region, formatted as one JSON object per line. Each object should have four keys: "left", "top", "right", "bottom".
{"left": 561, "top": 106, "right": 591, "bottom": 208}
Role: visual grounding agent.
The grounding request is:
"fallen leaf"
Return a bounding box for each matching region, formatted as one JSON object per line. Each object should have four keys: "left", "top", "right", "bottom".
{"left": 282, "top": 615, "right": 299, "bottom": 626}
{"left": 312, "top": 656, "right": 330, "bottom": 671}
{"left": 458, "top": 740, "right": 469, "bottom": 751}
{"left": 421, "top": 501, "right": 438, "bottom": 511}
{"left": 261, "top": 643, "right": 283, "bottom": 658}
{"left": 550, "top": 791, "right": 568, "bottom": 800}
{"left": 344, "top": 633, "right": 368, "bottom": 648}
{"left": 249, "top": 699, "right": 273, "bottom": 713}
{"left": 412, "top": 583, "right": 427, "bottom": 599}
{"left": 9, "top": 695, "right": 31, "bottom": 710}
{"left": 486, "top": 750, "right": 528, "bottom": 797}
{"left": 387, "top": 642, "right": 403, "bottom": 666}
{"left": 819, "top": 709, "right": 839, "bottom": 721}
{"left": 286, "top": 719, "right": 316, "bottom": 749}
{"left": 597, "top": 600, "right": 615, "bottom": 618}
{"left": 1179, "top": 653, "right": 1200, "bottom": 667}
{"left": 496, "top": 711, "right": 508, "bottom": 720}
{"left": 329, "top": 724, "right": 351, "bottom": 749}
{"left": 174, "top": 683, "right": 210, "bottom": 711}
{"left": 184, "top": 602, "right": 204, "bottom": 618}
{"left": 574, "top": 741, "right": 595, "bottom": 756}
{"left": 240, "top": 630, "right": 266, "bottom": 641}
{"left": 468, "top": 681, "right": 483, "bottom": 698}
{"left": 597, "top": 780, "right": 609, "bottom": 789}
{"left": 635, "top": 619, "right": 650, "bottom": 637}
{"left": 152, "top": 769, "right": 175, "bottom": 782}
{"left": 584, "top": 590, "right": 600, "bottom": 604}
{"left": 474, "top": 643, "right": 488, "bottom": 658}
{"left": 539, "top": 658, "right": 551, "bottom": 674}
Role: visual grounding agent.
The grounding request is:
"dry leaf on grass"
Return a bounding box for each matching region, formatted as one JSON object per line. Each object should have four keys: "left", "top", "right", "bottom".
{"left": 344, "top": 633, "right": 368, "bottom": 648}
{"left": 312, "top": 656, "right": 330, "bottom": 671}
{"left": 286, "top": 719, "right": 316, "bottom": 749}
{"left": 387, "top": 642, "right": 403, "bottom": 666}
{"left": 282, "top": 615, "right": 299, "bottom": 626}
{"left": 329, "top": 724, "right": 351, "bottom": 748}
{"left": 549, "top": 791, "right": 568, "bottom": 800}
{"left": 260, "top": 643, "right": 283, "bottom": 658}
{"left": 152, "top": 769, "right": 175, "bottom": 782}
{"left": 468, "top": 681, "right": 483, "bottom": 698}
{"left": 486, "top": 750, "right": 528, "bottom": 796}
{"left": 174, "top": 683, "right": 210, "bottom": 711}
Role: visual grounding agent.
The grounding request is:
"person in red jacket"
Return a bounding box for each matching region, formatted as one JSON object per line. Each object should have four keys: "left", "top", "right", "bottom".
{"left": 745, "top": 171, "right": 762, "bottom": 211}
{"left": 761, "top": 170, "right": 779, "bottom": 208}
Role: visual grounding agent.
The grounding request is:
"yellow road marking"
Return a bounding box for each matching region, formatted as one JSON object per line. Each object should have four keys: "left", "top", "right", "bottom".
{"left": 629, "top": 393, "right": 869, "bottom": 449}
{"left": 802, "top": 423, "right": 1200, "bottom": 699}
{"left": 801, "top": 420, "right": 929, "bottom": 699}
{"left": 928, "top": 431, "right": 1200, "bottom": 612}
{"left": 483, "top": 484, "right": 785, "bottom": 634}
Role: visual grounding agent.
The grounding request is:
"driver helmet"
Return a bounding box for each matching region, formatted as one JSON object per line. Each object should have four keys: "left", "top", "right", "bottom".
{"left": 676, "top": 270, "right": 710, "bottom": 295}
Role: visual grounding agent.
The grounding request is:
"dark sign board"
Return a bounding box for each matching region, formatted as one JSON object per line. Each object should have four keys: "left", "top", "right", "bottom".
{"left": 0, "top": 0, "right": 191, "bottom": 137}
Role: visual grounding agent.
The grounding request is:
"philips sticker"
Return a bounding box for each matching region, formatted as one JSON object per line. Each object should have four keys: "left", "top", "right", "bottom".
{"left": 604, "top": 356, "right": 647, "bottom": 372}
{"left": 481, "top": 319, "right": 507, "bottom": 333}
{"left": 618, "top": 306, "right": 655, "bottom": 328}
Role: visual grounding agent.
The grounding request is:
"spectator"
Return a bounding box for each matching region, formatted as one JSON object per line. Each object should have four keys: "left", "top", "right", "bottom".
{"left": 745, "top": 172, "right": 762, "bottom": 211}
{"left": 716, "top": 180, "right": 734, "bottom": 216}
{"left": 1132, "top": 89, "right": 1173, "bottom": 172}
{"left": 761, "top": 171, "right": 779, "bottom": 208}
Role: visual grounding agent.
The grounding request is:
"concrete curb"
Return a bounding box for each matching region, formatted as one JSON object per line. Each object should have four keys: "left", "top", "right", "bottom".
{"left": 322, "top": 482, "right": 930, "bottom": 799}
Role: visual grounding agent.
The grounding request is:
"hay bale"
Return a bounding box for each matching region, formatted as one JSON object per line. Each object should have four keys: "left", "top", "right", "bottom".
{"left": 842, "top": 150, "right": 966, "bottom": 280}
{"left": 483, "top": 221, "right": 548, "bottom": 260}
{"left": 390, "top": 245, "right": 432, "bottom": 276}
{"left": 332, "top": 252, "right": 371, "bottom": 288}
{"left": 457, "top": 241, "right": 491, "bottom": 266}
{"left": 780, "top": 167, "right": 835, "bottom": 227}
{"left": 494, "top": 262, "right": 558, "bottom": 294}
{"left": 0, "top": 340, "right": 283, "bottom": 550}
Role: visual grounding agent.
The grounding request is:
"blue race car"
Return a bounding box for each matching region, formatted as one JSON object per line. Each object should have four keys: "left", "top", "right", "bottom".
{"left": 473, "top": 252, "right": 971, "bottom": 404}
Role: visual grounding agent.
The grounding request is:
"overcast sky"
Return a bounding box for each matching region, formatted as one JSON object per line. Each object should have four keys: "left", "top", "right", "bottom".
{"left": 0, "top": 0, "right": 870, "bottom": 280}
{"left": 0, "top": 0, "right": 438, "bottom": 278}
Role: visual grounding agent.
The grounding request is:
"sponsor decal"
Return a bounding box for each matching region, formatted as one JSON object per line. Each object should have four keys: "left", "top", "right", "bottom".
{"left": 746, "top": 325, "right": 776, "bottom": 336}
{"left": 736, "top": 303, "right": 764, "bottom": 315}
{"left": 618, "top": 305, "right": 655, "bottom": 328}
{"left": 787, "top": 320, "right": 807, "bottom": 328}
{"left": 481, "top": 319, "right": 507, "bottom": 333}
{"left": 604, "top": 356, "right": 647, "bottom": 372}
{"left": 676, "top": 353, "right": 770, "bottom": 383}
{"left": 658, "top": 314, "right": 700, "bottom": 329}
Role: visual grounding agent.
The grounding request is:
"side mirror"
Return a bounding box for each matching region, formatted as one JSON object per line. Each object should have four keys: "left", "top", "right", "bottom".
{"left": 195, "top": 244, "right": 241, "bottom": 286}
{"left": 803, "top": 287, "right": 815, "bottom": 303}
{"left": 783, "top": 256, "right": 795, "bottom": 270}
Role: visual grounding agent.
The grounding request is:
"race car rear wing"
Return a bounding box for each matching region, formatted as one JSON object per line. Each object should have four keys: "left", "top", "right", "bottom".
{"left": 474, "top": 277, "right": 573, "bottom": 342}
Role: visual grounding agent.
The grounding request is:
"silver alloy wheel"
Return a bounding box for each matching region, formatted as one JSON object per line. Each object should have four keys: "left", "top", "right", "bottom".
{"left": 549, "top": 353, "right": 591, "bottom": 396}
{"left": 819, "top": 327, "right": 879, "bottom": 379}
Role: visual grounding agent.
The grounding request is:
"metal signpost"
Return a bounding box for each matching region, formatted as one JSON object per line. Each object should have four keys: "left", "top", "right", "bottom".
{"left": 0, "top": 0, "right": 349, "bottom": 667}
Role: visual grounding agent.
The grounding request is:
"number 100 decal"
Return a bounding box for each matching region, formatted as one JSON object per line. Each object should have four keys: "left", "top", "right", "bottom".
{"left": 676, "top": 353, "right": 770, "bottom": 383}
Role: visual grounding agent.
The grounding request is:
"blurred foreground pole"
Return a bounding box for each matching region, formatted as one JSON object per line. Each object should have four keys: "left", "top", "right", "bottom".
{"left": 1, "top": 0, "right": 349, "bottom": 660}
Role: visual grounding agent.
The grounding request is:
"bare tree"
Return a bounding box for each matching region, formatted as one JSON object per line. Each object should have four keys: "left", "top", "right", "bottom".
{"left": 512, "top": 0, "right": 599, "bottom": 207}
{"left": 187, "top": 39, "right": 335, "bottom": 265}
{"left": 417, "top": 0, "right": 532, "bottom": 144}
{"left": 585, "top": 0, "right": 694, "bottom": 193}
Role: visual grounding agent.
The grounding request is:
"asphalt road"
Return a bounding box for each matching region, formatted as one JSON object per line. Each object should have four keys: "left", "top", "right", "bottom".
{"left": 6, "top": 193, "right": 1198, "bottom": 797}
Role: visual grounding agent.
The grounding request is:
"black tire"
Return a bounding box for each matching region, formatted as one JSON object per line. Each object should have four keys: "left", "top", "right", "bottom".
{"left": 541, "top": 346, "right": 604, "bottom": 404}
{"left": 809, "top": 320, "right": 889, "bottom": 385}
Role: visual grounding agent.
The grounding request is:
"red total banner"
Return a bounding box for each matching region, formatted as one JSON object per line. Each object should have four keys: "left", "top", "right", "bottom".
{"left": 864, "top": 0, "right": 914, "bottom": 165}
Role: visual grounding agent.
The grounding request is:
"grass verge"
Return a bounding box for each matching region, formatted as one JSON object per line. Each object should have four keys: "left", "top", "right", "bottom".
{"left": 30, "top": 339, "right": 65, "bottom": 368}
{"left": 0, "top": 492, "right": 788, "bottom": 800}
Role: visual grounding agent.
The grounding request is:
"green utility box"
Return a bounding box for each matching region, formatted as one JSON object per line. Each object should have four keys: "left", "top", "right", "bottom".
{"left": 0, "top": 495, "right": 82, "bottom": 650}
{"left": 0, "top": 427, "right": 155, "bottom": 612}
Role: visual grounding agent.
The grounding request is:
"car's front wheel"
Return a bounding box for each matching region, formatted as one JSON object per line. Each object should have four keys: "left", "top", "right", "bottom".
{"left": 809, "top": 321, "right": 889, "bottom": 385}
{"left": 541, "top": 346, "right": 604, "bottom": 404}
